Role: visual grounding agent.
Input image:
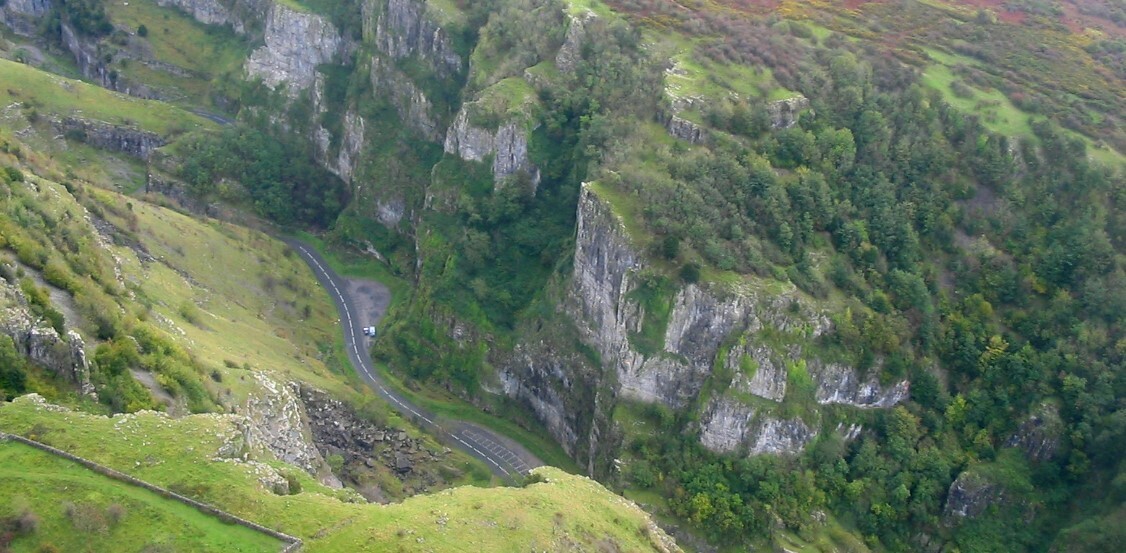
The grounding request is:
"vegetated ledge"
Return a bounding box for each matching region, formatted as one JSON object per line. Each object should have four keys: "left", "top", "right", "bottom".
{"left": 0, "top": 431, "right": 302, "bottom": 552}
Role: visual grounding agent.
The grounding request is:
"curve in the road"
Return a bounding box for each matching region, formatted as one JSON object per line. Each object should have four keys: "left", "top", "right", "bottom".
{"left": 286, "top": 239, "right": 543, "bottom": 479}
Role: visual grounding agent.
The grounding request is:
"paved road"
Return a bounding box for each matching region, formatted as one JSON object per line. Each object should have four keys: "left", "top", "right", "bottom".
{"left": 285, "top": 239, "right": 543, "bottom": 479}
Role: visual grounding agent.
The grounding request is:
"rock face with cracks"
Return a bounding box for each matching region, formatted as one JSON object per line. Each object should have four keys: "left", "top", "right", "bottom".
{"left": 499, "top": 183, "right": 909, "bottom": 469}
{"left": 0, "top": 274, "right": 94, "bottom": 396}
{"left": 245, "top": 3, "right": 345, "bottom": 94}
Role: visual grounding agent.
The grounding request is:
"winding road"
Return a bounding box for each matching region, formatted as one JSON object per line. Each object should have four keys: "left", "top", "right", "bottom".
{"left": 285, "top": 239, "right": 543, "bottom": 480}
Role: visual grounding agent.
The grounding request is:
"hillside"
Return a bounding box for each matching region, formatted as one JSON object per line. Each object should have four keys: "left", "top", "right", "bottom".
{"left": 0, "top": 396, "right": 677, "bottom": 552}
{"left": 2, "top": 0, "right": 1124, "bottom": 551}
{"left": 0, "top": 63, "right": 678, "bottom": 551}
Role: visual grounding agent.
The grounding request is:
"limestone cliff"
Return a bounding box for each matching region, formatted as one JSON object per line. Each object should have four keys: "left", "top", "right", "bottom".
{"left": 0, "top": 0, "right": 49, "bottom": 36}
{"left": 368, "top": 55, "right": 444, "bottom": 141}
{"left": 369, "top": 0, "right": 463, "bottom": 78}
{"left": 245, "top": 3, "right": 345, "bottom": 94}
{"left": 942, "top": 470, "right": 1004, "bottom": 523}
{"left": 699, "top": 399, "right": 814, "bottom": 455}
{"left": 444, "top": 107, "right": 540, "bottom": 188}
{"left": 500, "top": 183, "right": 908, "bottom": 468}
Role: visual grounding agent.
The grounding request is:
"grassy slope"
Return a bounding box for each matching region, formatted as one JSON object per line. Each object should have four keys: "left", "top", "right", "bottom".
{"left": 0, "top": 59, "right": 213, "bottom": 135}
{"left": 0, "top": 397, "right": 676, "bottom": 552}
{"left": 0, "top": 440, "right": 283, "bottom": 553}
{"left": 103, "top": 0, "right": 249, "bottom": 105}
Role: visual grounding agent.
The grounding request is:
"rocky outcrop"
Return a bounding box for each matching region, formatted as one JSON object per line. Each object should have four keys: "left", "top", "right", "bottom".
{"left": 1004, "top": 403, "right": 1062, "bottom": 462}
{"left": 943, "top": 470, "right": 1004, "bottom": 523}
{"left": 726, "top": 344, "right": 787, "bottom": 401}
{"left": 443, "top": 108, "right": 540, "bottom": 188}
{"left": 245, "top": 3, "right": 345, "bottom": 94}
{"left": 237, "top": 373, "right": 340, "bottom": 487}
{"left": 808, "top": 361, "right": 909, "bottom": 408}
{"left": 0, "top": 0, "right": 49, "bottom": 35}
{"left": 666, "top": 115, "right": 707, "bottom": 144}
{"left": 369, "top": 0, "right": 463, "bottom": 78}
{"left": 156, "top": 0, "right": 240, "bottom": 31}
{"left": 555, "top": 11, "right": 592, "bottom": 73}
{"left": 58, "top": 118, "right": 166, "bottom": 160}
{"left": 699, "top": 398, "right": 814, "bottom": 455}
{"left": 500, "top": 345, "right": 587, "bottom": 458}
{"left": 767, "top": 95, "right": 810, "bottom": 129}
{"left": 311, "top": 73, "right": 367, "bottom": 182}
{"left": 0, "top": 275, "right": 94, "bottom": 396}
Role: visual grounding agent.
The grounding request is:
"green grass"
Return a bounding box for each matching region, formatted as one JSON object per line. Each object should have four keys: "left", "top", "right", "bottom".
{"left": 0, "top": 440, "right": 283, "bottom": 553}
{"left": 0, "top": 397, "right": 670, "bottom": 552}
{"left": 92, "top": 189, "right": 361, "bottom": 401}
{"left": 104, "top": 0, "right": 248, "bottom": 78}
{"left": 0, "top": 59, "right": 214, "bottom": 135}
{"left": 467, "top": 76, "right": 537, "bottom": 128}
{"left": 563, "top": 0, "right": 615, "bottom": 17}
{"left": 585, "top": 180, "right": 648, "bottom": 247}
{"left": 920, "top": 63, "right": 1037, "bottom": 137}
{"left": 663, "top": 44, "right": 796, "bottom": 103}
{"left": 102, "top": 0, "right": 249, "bottom": 106}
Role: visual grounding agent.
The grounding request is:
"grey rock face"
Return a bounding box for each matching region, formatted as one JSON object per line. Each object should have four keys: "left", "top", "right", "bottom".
{"left": 666, "top": 115, "right": 707, "bottom": 144}
{"left": 156, "top": 0, "right": 239, "bottom": 31}
{"left": 311, "top": 74, "right": 367, "bottom": 182}
{"left": 517, "top": 184, "right": 909, "bottom": 461}
{"left": 444, "top": 108, "right": 540, "bottom": 189}
{"left": 245, "top": 3, "right": 344, "bottom": 94}
{"left": 808, "top": 361, "right": 909, "bottom": 408}
{"left": 371, "top": 0, "right": 463, "bottom": 78}
{"left": 3, "top": 0, "right": 49, "bottom": 17}
{"left": 500, "top": 345, "right": 585, "bottom": 458}
{"left": 238, "top": 373, "right": 339, "bottom": 487}
{"left": 555, "top": 12, "right": 592, "bottom": 73}
{"left": 58, "top": 118, "right": 166, "bottom": 160}
{"left": 726, "top": 344, "right": 786, "bottom": 402}
{"left": 299, "top": 385, "right": 449, "bottom": 490}
{"left": 699, "top": 398, "right": 814, "bottom": 455}
{"left": 767, "top": 95, "right": 810, "bottom": 129}
{"left": 1005, "top": 403, "right": 1062, "bottom": 462}
{"left": 943, "top": 470, "right": 1003, "bottom": 523}
{"left": 0, "top": 277, "right": 94, "bottom": 396}
{"left": 0, "top": 0, "right": 49, "bottom": 35}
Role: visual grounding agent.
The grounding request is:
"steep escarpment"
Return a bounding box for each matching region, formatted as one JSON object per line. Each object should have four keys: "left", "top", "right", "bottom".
{"left": 11, "top": 0, "right": 1120, "bottom": 550}
{"left": 501, "top": 183, "right": 908, "bottom": 467}
{"left": 245, "top": 3, "right": 347, "bottom": 94}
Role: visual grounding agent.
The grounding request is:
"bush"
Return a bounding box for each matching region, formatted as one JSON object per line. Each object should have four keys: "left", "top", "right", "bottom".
{"left": 3, "top": 166, "right": 23, "bottom": 183}
{"left": 106, "top": 503, "right": 126, "bottom": 526}
{"left": 17, "top": 510, "right": 40, "bottom": 534}
{"left": 679, "top": 263, "right": 701, "bottom": 284}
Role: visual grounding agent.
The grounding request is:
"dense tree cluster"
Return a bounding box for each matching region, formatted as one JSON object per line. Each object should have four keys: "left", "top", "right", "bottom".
{"left": 179, "top": 126, "right": 348, "bottom": 227}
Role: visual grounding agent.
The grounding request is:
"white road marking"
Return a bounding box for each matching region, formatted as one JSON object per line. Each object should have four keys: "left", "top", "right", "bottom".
{"left": 295, "top": 245, "right": 527, "bottom": 477}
